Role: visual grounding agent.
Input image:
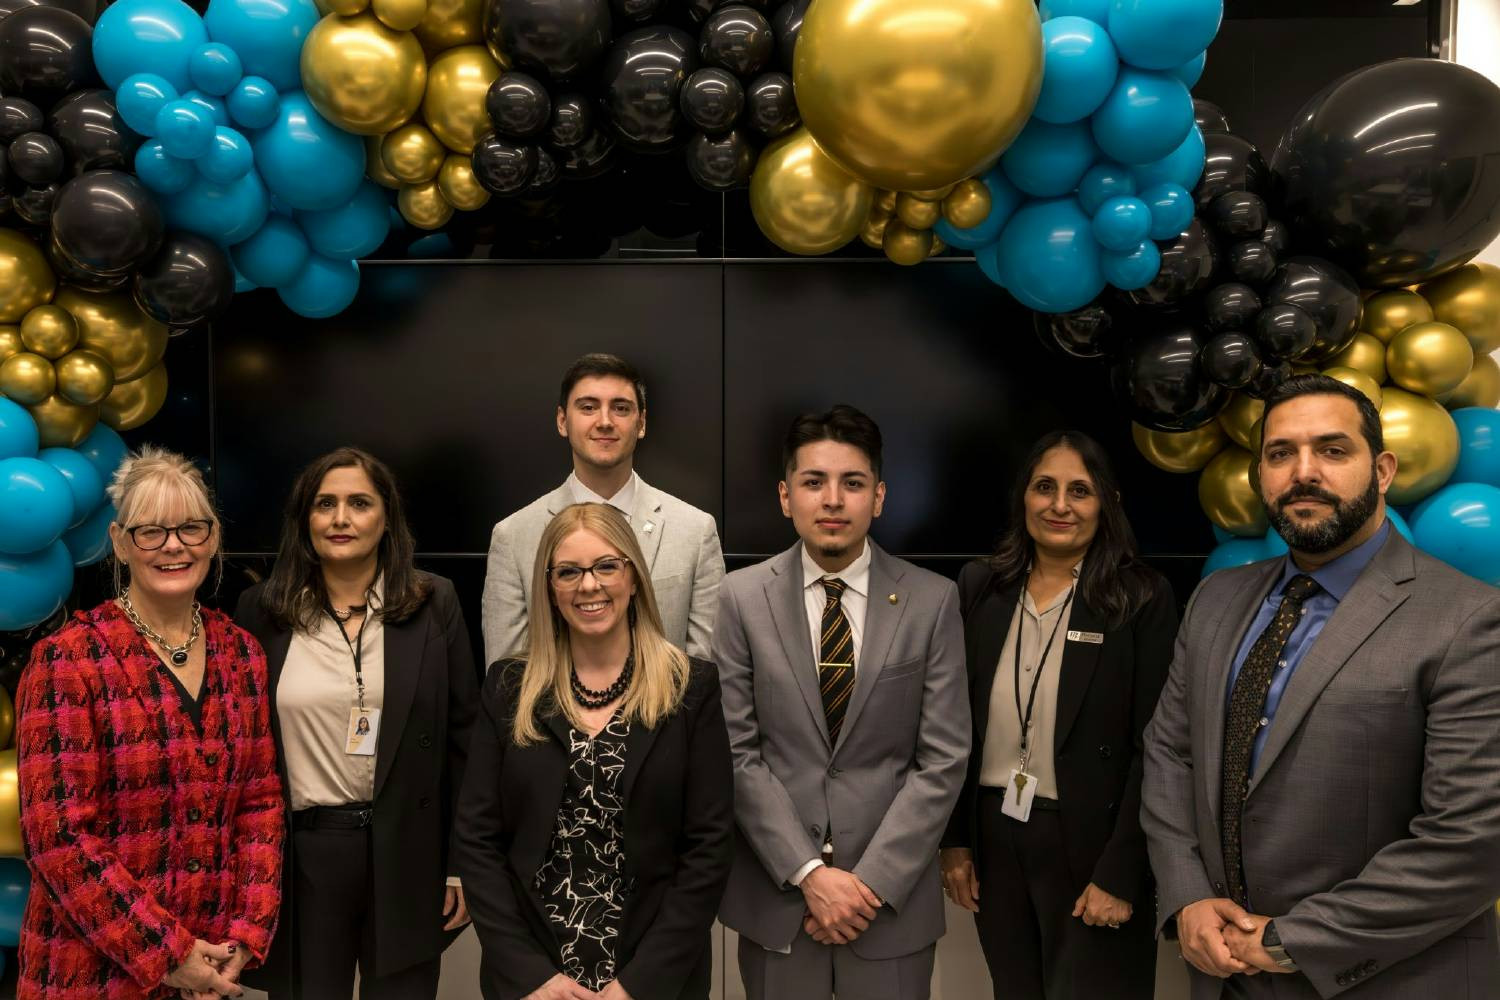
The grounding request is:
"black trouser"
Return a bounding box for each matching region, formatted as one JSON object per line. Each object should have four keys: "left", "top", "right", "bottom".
{"left": 973, "top": 787, "right": 1155, "bottom": 1000}
{"left": 269, "top": 806, "right": 442, "bottom": 1000}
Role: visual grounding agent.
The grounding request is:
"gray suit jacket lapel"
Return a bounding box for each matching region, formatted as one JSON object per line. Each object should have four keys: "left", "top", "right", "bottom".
{"left": 631, "top": 480, "right": 665, "bottom": 572}
{"left": 836, "top": 542, "right": 908, "bottom": 755}
{"left": 543, "top": 484, "right": 575, "bottom": 518}
{"left": 764, "top": 543, "right": 831, "bottom": 751}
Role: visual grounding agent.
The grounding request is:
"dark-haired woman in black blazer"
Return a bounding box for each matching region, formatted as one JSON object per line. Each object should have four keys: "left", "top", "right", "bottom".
{"left": 941, "top": 430, "right": 1178, "bottom": 999}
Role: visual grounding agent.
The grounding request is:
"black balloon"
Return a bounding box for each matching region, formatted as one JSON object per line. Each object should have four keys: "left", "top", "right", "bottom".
{"left": 1254, "top": 302, "right": 1317, "bottom": 360}
{"left": 0, "top": 0, "right": 97, "bottom": 24}
{"left": 1207, "top": 191, "right": 1266, "bottom": 238}
{"left": 132, "top": 231, "right": 234, "bottom": 327}
{"left": 1201, "top": 331, "right": 1262, "bottom": 388}
{"left": 471, "top": 133, "right": 537, "bottom": 195}
{"left": 1227, "top": 239, "right": 1276, "bottom": 284}
{"left": 1193, "top": 98, "right": 1230, "bottom": 134}
{"left": 0, "top": 6, "right": 97, "bottom": 104}
{"left": 699, "top": 4, "right": 772, "bottom": 77}
{"left": 14, "top": 181, "right": 56, "bottom": 224}
{"left": 46, "top": 89, "right": 139, "bottom": 173}
{"left": 600, "top": 26, "right": 697, "bottom": 152}
{"left": 45, "top": 232, "right": 127, "bottom": 290}
{"left": 1245, "top": 360, "right": 1292, "bottom": 400}
{"left": 685, "top": 128, "right": 753, "bottom": 190}
{"left": 770, "top": 0, "right": 810, "bottom": 71}
{"left": 611, "top": 0, "right": 662, "bottom": 22}
{"left": 547, "top": 93, "right": 593, "bottom": 149}
{"left": 560, "top": 127, "right": 616, "bottom": 178}
{"left": 1260, "top": 218, "right": 1289, "bottom": 255}
{"left": 1204, "top": 281, "right": 1261, "bottom": 332}
{"left": 1128, "top": 219, "right": 1217, "bottom": 307}
{"left": 525, "top": 145, "right": 561, "bottom": 196}
{"left": 8, "top": 131, "right": 62, "bottom": 185}
{"left": 50, "top": 169, "right": 162, "bottom": 278}
{"left": 680, "top": 67, "right": 742, "bottom": 134}
{"left": 1039, "top": 302, "right": 1122, "bottom": 359}
{"left": 1272, "top": 58, "right": 1500, "bottom": 287}
{"left": 486, "top": 71, "right": 551, "bottom": 139}
{"left": 1195, "top": 132, "right": 1268, "bottom": 209}
{"left": 744, "top": 70, "right": 797, "bottom": 137}
{"left": 682, "top": 0, "right": 724, "bottom": 23}
{"left": 1111, "top": 322, "right": 1228, "bottom": 431}
{"left": 0, "top": 97, "right": 43, "bottom": 142}
{"left": 483, "top": 0, "right": 611, "bottom": 82}
{"left": 1262, "top": 256, "right": 1362, "bottom": 361}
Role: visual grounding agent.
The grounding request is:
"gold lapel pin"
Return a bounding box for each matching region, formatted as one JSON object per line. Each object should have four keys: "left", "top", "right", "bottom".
{"left": 888, "top": 594, "right": 898, "bottom": 605}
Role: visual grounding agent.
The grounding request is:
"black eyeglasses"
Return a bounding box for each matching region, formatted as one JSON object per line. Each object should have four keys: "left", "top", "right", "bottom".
{"left": 548, "top": 556, "right": 632, "bottom": 588}
{"left": 126, "top": 519, "right": 214, "bottom": 551}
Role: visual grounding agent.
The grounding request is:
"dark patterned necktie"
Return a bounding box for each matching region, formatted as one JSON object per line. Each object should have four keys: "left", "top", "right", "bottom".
{"left": 819, "top": 578, "right": 856, "bottom": 744}
{"left": 1220, "top": 573, "right": 1320, "bottom": 906}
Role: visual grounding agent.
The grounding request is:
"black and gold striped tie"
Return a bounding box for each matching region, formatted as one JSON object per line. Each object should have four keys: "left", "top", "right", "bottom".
{"left": 820, "top": 578, "right": 856, "bottom": 743}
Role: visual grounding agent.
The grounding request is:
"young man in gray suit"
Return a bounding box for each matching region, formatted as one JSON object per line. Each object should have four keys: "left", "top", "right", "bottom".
{"left": 480, "top": 353, "right": 724, "bottom": 664}
{"left": 1142, "top": 374, "right": 1500, "bottom": 999}
{"left": 713, "top": 404, "right": 971, "bottom": 1000}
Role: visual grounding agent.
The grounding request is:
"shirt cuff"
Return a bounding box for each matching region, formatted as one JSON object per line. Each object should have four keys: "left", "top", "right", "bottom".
{"left": 445, "top": 876, "right": 462, "bottom": 888}
{"left": 789, "top": 859, "right": 824, "bottom": 887}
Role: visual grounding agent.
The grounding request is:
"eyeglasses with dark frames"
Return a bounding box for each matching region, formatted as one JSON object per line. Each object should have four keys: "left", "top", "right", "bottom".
{"left": 126, "top": 519, "right": 214, "bottom": 551}
{"left": 548, "top": 555, "right": 632, "bottom": 588}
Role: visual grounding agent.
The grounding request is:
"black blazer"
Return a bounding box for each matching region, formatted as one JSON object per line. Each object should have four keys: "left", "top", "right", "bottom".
{"left": 453, "top": 657, "right": 733, "bottom": 1000}
{"left": 233, "top": 573, "right": 479, "bottom": 990}
{"left": 942, "top": 561, "right": 1177, "bottom": 906}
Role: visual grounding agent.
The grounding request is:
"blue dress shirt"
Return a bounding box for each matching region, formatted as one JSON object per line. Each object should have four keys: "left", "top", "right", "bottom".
{"left": 1225, "top": 520, "right": 1391, "bottom": 775}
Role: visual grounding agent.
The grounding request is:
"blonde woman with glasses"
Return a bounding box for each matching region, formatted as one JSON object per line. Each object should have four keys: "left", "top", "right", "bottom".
{"left": 454, "top": 502, "right": 733, "bottom": 1000}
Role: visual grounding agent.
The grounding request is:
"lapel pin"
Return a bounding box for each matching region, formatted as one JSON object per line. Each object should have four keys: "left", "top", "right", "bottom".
{"left": 643, "top": 520, "right": 655, "bottom": 534}
{"left": 888, "top": 594, "right": 898, "bottom": 605}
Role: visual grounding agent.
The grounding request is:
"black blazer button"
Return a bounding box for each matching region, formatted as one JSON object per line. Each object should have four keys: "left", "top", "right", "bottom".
{"left": 810, "top": 825, "right": 821, "bottom": 838}
{"left": 1336, "top": 975, "right": 1349, "bottom": 987}
{"left": 1098, "top": 745, "right": 1112, "bottom": 759}
{"left": 827, "top": 766, "right": 840, "bottom": 778}
{"left": 418, "top": 796, "right": 431, "bottom": 809}
{"left": 419, "top": 734, "right": 432, "bottom": 748}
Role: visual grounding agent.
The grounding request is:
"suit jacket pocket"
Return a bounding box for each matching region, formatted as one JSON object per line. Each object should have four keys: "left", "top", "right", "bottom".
{"left": 1317, "top": 686, "right": 1410, "bottom": 706}
{"left": 874, "top": 657, "right": 920, "bottom": 683}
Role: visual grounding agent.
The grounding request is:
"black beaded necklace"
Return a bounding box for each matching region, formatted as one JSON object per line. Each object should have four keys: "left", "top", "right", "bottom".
{"left": 570, "top": 649, "right": 634, "bottom": 709}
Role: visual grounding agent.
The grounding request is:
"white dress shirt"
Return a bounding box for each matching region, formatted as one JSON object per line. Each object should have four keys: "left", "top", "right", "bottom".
{"left": 566, "top": 470, "right": 639, "bottom": 520}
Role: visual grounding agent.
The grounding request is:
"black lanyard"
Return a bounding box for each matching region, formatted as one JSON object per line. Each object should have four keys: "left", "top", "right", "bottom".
{"left": 327, "top": 604, "right": 370, "bottom": 712}
{"left": 1013, "top": 577, "right": 1075, "bottom": 768}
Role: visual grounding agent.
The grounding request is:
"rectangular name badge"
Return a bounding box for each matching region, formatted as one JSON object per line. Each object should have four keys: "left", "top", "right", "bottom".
{"left": 1067, "top": 630, "right": 1104, "bottom": 644}
{"left": 1001, "top": 768, "right": 1038, "bottom": 823}
{"left": 346, "top": 707, "right": 380, "bottom": 756}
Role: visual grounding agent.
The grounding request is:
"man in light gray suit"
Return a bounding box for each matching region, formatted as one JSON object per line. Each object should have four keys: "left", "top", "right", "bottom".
{"left": 1142, "top": 373, "right": 1500, "bottom": 999}
{"left": 481, "top": 353, "right": 724, "bottom": 664}
{"left": 713, "top": 405, "right": 970, "bottom": 1000}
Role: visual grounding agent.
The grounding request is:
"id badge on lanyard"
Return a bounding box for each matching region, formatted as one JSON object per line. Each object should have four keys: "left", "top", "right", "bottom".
{"left": 1004, "top": 578, "right": 1074, "bottom": 823}
{"left": 332, "top": 605, "right": 381, "bottom": 756}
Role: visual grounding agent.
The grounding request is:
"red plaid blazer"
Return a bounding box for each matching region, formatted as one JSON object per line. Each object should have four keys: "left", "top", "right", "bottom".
{"left": 15, "top": 601, "right": 285, "bottom": 1000}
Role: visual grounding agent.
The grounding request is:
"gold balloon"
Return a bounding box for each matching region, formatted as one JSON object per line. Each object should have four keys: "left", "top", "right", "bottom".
{"left": 1441, "top": 353, "right": 1500, "bottom": 410}
{"left": 398, "top": 180, "right": 454, "bottom": 229}
{"left": 372, "top": 0, "right": 425, "bottom": 30}
{"left": 1132, "top": 421, "right": 1227, "bottom": 474}
{"left": 0, "top": 327, "right": 20, "bottom": 361}
{"left": 1320, "top": 366, "right": 1382, "bottom": 409}
{"left": 55, "top": 349, "right": 115, "bottom": 406}
{"left": 909, "top": 183, "right": 957, "bottom": 201}
{"left": 943, "top": 179, "right": 991, "bottom": 229}
{"left": 860, "top": 215, "right": 889, "bottom": 250}
{"left": 873, "top": 189, "right": 898, "bottom": 214}
{"left": 301, "top": 12, "right": 427, "bottom": 136}
{"left": 322, "top": 0, "right": 371, "bottom": 15}
{"left": 1420, "top": 262, "right": 1500, "bottom": 355}
{"left": 1199, "top": 447, "right": 1267, "bottom": 538}
{"left": 438, "top": 154, "right": 491, "bottom": 211}
{"left": 1380, "top": 387, "right": 1460, "bottom": 506}
{"left": 55, "top": 287, "right": 167, "bottom": 383}
{"left": 1325, "top": 332, "right": 1387, "bottom": 384}
{"left": 1385, "top": 320, "right": 1473, "bottom": 398}
{"left": 882, "top": 219, "right": 933, "bottom": 266}
{"left": 0, "top": 351, "right": 57, "bottom": 405}
{"left": 29, "top": 394, "right": 98, "bottom": 448}
{"left": 366, "top": 134, "right": 402, "bottom": 189}
{"left": 1217, "top": 393, "right": 1264, "bottom": 454}
{"left": 794, "top": 0, "right": 1042, "bottom": 191}
{"left": 0, "top": 229, "right": 55, "bottom": 323}
{"left": 19, "top": 304, "right": 79, "bottom": 359}
{"left": 894, "top": 193, "right": 940, "bottom": 230}
{"left": 382, "top": 123, "right": 446, "bottom": 184}
{"left": 750, "top": 127, "right": 874, "bottom": 255}
{"left": 0, "top": 748, "right": 19, "bottom": 857}
{"left": 0, "top": 686, "right": 14, "bottom": 751}
{"left": 423, "top": 45, "right": 502, "bottom": 154}
{"left": 1360, "top": 289, "right": 1433, "bottom": 344}
{"left": 100, "top": 361, "right": 167, "bottom": 431}
{"left": 414, "top": 0, "right": 481, "bottom": 50}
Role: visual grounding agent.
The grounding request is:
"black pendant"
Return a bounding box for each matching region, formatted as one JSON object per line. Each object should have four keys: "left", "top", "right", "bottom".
{"left": 171, "top": 649, "right": 188, "bottom": 666}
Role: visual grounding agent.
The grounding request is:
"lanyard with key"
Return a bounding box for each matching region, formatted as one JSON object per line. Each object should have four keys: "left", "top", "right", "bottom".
{"left": 1013, "top": 576, "right": 1075, "bottom": 773}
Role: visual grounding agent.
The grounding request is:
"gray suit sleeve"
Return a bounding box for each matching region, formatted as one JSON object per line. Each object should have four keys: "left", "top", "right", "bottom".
{"left": 1277, "top": 594, "right": 1500, "bottom": 996}
{"left": 1141, "top": 582, "right": 1217, "bottom": 937}
{"left": 481, "top": 519, "right": 529, "bottom": 668}
{"left": 685, "top": 515, "right": 725, "bottom": 662}
{"left": 851, "top": 582, "right": 972, "bottom": 914}
{"left": 713, "top": 579, "right": 824, "bottom": 887}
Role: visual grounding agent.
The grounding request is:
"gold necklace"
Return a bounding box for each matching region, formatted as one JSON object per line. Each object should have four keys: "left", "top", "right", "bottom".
{"left": 119, "top": 591, "right": 202, "bottom": 667}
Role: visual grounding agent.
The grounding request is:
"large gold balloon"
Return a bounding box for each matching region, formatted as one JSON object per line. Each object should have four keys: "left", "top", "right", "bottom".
{"left": 55, "top": 287, "right": 167, "bottom": 382}
{"left": 1133, "top": 421, "right": 1227, "bottom": 473}
{"left": 0, "top": 229, "right": 55, "bottom": 323}
{"left": 750, "top": 128, "right": 874, "bottom": 255}
{"left": 1361, "top": 289, "right": 1433, "bottom": 344}
{"left": 20, "top": 304, "right": 79, "bottom": 359}
{"left": 1199, "top": 447, "right": 1267, "bottom": 538}
{"left": 882, "top": 219, "right": 933, "bottom": 265}
{"left": 1217, "top": 393, "right": 1264, "bottom": 454}
{"left": 1380, "top": 387, "right": 1460, "bottom": 506}
{"left": 1321, "top": 366, "right": 1382, "bottom": 409}
{"left": 0, "top": 327, "right": 20, "bottom": 361}
{"left": 372, "top": 0, "right": 425, "bottom": 30}
{"left": 894, "top": 193, "right": 940, "bottom": 230}
{"left": 793, "top": 0, "right": 1043, "bottom": 191}
{"left": 301, "top": 12, "right": 428, "bottom": 136}
{"left": 0, "top": 748, "right": 18, "bottom": 857}
{"left": 438, "top": 155, "right": 491, "bottom": 211}
{"left": 1385, "top": 320, "right": 1473, "bottom": 398}
{"left": 398, "top": 180, "right": 454, "bottom": 229}
{"left": 943, "top": 179, "right": 991, "bottom": 229}
{"left": 413, "top": 0, "right": 482, "bottom": 50}
{"left": 1420, "top": 262, "right": 1500, "bottom": 355}
{"left": 30, "top": 394, "right": 98, "bottom": 448}
{"left": 0, "top": 686, "right": 14, "bottom": 751}
{"left": 1441, "top": 354, "right": 1500, "bottom": 410}
{"left": 55, "top": 349, "right": 115, "bottom": 406}
{"left": 423, "top": 45, "right": 501, "bottom": 154}
{"left": 100, "top": 361, "right": 167, "bottom": 431}
{"left": 1325, "top": 332, "right": 1386, "bottom": 384}
{"left": 366, "top": 134, "right": 402, "bottom": 189}
{"left": 0, "top": 351, "right": 57, "bottom": 404}
{"left": 383, "top": 123, "right": 446, "bottom": 184}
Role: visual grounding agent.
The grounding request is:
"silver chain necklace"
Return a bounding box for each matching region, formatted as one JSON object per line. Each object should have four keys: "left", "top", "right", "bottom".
{"left": 119, "top": 590, "right": 202, "bottom": 667}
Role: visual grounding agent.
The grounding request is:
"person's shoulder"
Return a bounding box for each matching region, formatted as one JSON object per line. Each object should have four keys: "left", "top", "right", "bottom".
{"left": 879, "top": 548, "right": 958, "bottom": 601}
{"left": 493, "top": 487, "right": 564, "bottom": 536}
{"left": 646, "top": 483, "right": 716, "bottom": 528}
{"left": 722, "top": 550, "right": 784, "bottom": 592}
{"left": 1407, "top": 545, "right": 1500, "bottom": 611}
{"left": 415, "top": 570, "right": 457, "bottom": 605}
{"left": 484, "top": 656, "right": 526, "bottom": 692}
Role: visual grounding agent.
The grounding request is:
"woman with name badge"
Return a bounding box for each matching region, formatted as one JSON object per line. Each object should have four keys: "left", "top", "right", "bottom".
{"left": 939, "top": 431, "right": 1178, "bottom": 999}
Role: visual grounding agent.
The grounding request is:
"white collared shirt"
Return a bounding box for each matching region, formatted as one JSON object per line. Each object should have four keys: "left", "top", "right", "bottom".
{"left": 801, "top": 541, "right": 871, "bottom": 673}
{"left": 565, "top": 470, "right": 639, "bottom": 521}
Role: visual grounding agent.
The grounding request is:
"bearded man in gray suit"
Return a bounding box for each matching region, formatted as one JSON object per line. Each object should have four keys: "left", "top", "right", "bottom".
{"left": 713, "top": 405, "right": 970, "bottom": 1000}
{"left": 481, "top": 353, "right": 724, "bottom": 664}
{"left": 1142, "top": 373, "right": 1500, "bottom": 998}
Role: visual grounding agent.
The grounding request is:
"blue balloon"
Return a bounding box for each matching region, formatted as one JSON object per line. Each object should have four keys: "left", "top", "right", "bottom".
{"left": 162, "top": 170, "right": 270, "bottom": 246}
{"left": 277, "top": 254, "right": 360, "bottom": 318}
{"left": 182, "top": 89, "right": 230, "bottom": 126}
{"left": 231, "top": 214, "right": 309, "bottom": 287}
{"left": 203, "top": 0, "right": 320, "bottom": 93}
{"left": 975, "top": 240, "right": 1006, "bottom": 287}
{"left": 994, "top": 197, "right": 1105, "bottom": 313}
{"left": 0, "top": 398, "right": 38, "bottom": 460}
{"left": 254, "top": 91, "right": 365, "bottom": 211}
{"left": 234, "top": 268, "right": 258, "bottom": 292}
{"left": 1201, "top": 537, "right": 1271, "bottom": 577}
{"left": 1129, "top": 123, "right": 1205, "bottom": 191}
{"left": 1100, "top": 239, "right": 1160, "bottom": 290}
{"left": 1036, "top": 16, "right": 1119, "bottom": 125}
{"left": 135, "top": 139, "right": 198, "bottom": 194}
{"left": 1108, "top": 0, "right": 1223, "bottom": 71}
{"left": 1090, "top": 68, "right": 1193, "bottom": 165}
{"left": 198, "top": 126, "right": 254, "bottom": 183}
{"left": 932, "top": 168, "right": 1022, "bottom": 251}
{"left": 155, "top": 99, "right": 216, "bottom": 159}
{"left": 63, "top": 500, "right": 116, "bottom": 566}
{"left": 190, "top": 42, "right": 243, "bottom": 96}
{"left": 1410, "top": 482, "right": 1500, "bottom": 585}
{"left": 37, "top": 447, "right": 104, "bottom": 528}
{"left": 1171, "top": 51, "right": 1206, "bottom": 88}
{"left": 0, "top": 458, "right": 73, "bottom": 554}
{"left": 1092, "top": 195, "right": 1151, "bottom": 251}
{"left": 1000, "top": 119, "right": 1099, "bottom": 198}
{"left": 1385, "top": 507, "right": 1415, "bottom": 543}
{"left": 1141, "top": 182, "right": 1194, "bottom": 239}
{"left": 1211, "top": 523, "right": 1233, "bottom": 544}
{"left": 0, "top": 856, "right": 30, "bottom": 947}
{"left": 1451, "top": 407, "right": 1500, "bottom": 488}
{"left": 1040, "top": 0, "right": 1108, "bottom": 19}
{"left": 92, "top": 0, "right": 208, "bottom": 92}
{"left": 226, "top": 75, "right": 280, "bottom": 130}
{"left": 296, "top": 183, "right": 391, "bottom": 260}
{"left": 116, "top": 73, "right": 179, "bottom": 137}
{"left": 1077, "top": 162, "right": 1134, "bottom": 215}
{"left": 75, "top": 423, "right": 128, "bottom": 486}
